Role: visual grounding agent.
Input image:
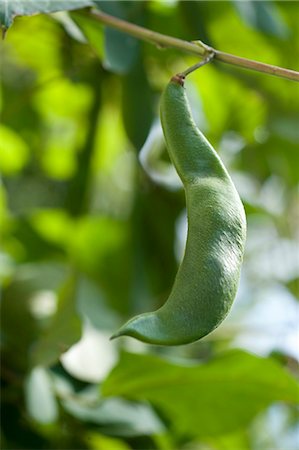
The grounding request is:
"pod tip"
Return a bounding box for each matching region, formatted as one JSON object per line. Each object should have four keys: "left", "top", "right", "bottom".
{"left": 110, "top": 329, "right": 126, "bottom": 341}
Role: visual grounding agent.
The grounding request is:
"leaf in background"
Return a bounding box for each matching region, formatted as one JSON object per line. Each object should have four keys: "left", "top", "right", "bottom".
{"left": 0, "top": 0, "right": 93, "bottom": 29}
{"left": 69, "top": 216, "right": 131, "bottom": 315}
{"left": 24, "top": 367, "right": 58, "bottom": 424}
{"left": 94, "top": 1, "right": 140, "bottom": 74}
{"left": 1, "top": 263, "right": 67, "bottom": 371}
{"left": 121, "top": 56, "right": 155, "bottom": 151}
{"left": 0, "top": 124, "right": 30, "bottom": 174}
{"left": 63, "top": 395, "right": 164, "bottom": 437}
{"left": 192, "top": 66, "right": 267, "bottom": 144}
{"left": 232, "top": 0, "right": 289, "bottom": 39}
{"left": 139, "top": 122, "right": 181, "bottom": 190}
{"left": 178, "top": 0, "right": 212, "bottom": 46}
{"left": 0, "top": 182, "right": 8, "bottom": 236}
{"left": 71, "top": 10, "right": 104, "bottom": 58}
{"left": 1, "top": 278, "right": 39, "bottom": 372}
{"left": 51, "top": 11, "right": 87, "bottom": 43}
{"left": 102, "top": 350, "right": 299, "bottom": 437}
{"left": 84, "top": 433, "right": 131, "bottom": 450}
{"left": 204, "top": 430, "right": 251, "bottom": 450}
{"left": 30, "top": 209, "right": 73, "bottom": 249}
{"left": 10, "top": 217, "right": 64, "bottom": 261}
{"left": 76, "top": 276, "right": 120, "bottom": 331}
{"left": 31, "top": 273, "right": 82, "bottom": 367}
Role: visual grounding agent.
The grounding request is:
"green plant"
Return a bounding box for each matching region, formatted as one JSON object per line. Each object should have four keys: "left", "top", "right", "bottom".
{"left": 112, "top": 73, "right": 246, "bottom": 345}
{"left": 1, "top": 2, "right": 299, "bottom": 449}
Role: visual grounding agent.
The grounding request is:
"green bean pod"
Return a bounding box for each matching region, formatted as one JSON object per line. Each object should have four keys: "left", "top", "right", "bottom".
{"left": 111, "top": 75, "right": 246, "bottom": 345}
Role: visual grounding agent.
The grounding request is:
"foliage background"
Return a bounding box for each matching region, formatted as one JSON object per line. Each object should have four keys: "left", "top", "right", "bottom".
{"left": 0, "top": 1, "right": 298, "bottom": 449}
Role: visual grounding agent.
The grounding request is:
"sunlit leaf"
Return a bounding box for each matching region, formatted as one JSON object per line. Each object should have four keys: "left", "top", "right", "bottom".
{"left": 0, "top": 124, "right": 30, "bottom": 174}
{"left": 84, "top": 433, "right": 131, "bottom": 450}
{"left": 103, "top": 350, "right": 299, "bottom": 437}
{"left": 33, "top": 78, "right": 92, "bottom": 118}
{"left": 69, "top": 216, "right": 127, "bottom": 272}
{"left": 71, "top": 10, "right": 104, "bottom": 58}
{"left": 3, "top": 14, "right": 62, "bottom": 79}
{"left": 41, "top": 145, "right": 77, "bottom": 179}
{"left": 30, "top": 209, "right": 73, "bottom": 247}
{"left": 210, "top": 4, "right": 282, "bottom": 65}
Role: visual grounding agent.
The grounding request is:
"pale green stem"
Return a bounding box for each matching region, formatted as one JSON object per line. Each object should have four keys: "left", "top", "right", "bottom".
{"left": 87, "top": 9, "right": 299, "bottom": 82}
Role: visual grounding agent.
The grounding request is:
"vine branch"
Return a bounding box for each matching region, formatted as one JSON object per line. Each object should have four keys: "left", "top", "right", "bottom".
{"left": 87, "top": 8, "right": 299, "bottom": 82}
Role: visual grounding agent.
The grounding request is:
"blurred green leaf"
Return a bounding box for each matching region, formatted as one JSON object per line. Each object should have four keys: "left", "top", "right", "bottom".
{"left": 0, "top": 182, "right": 9, "bottom": 234}
{"left": 178, "top": 0, "right": 212, "bottom": 45}
{"left": 2, "top": 14, "right": 62, "bottom": 80}
{"left": 30, "top": 209, "right": 73, "bottom": 248}
{"left": 33, "top": 78, "right": 92, "bottom": 119}
{"left": 10, "top": 217, "right": 64, "bottom": 261}
{"left": 95, "top": 1, "right": 140, "bottom": 74}
{"left": 76, "top": 276, "right": 120, "bottom": 330}
{"left": 71, "top": 10, "right": 104, "bottom": 59}
{"left": 69, "top": 216, "right": 127, "bottom": 273}
{"left": 204, "top": 430, "right": 250, "bottom": 450}
{"left": 103, "top": 350, "right": 299, "bottom": 437}
{"left": 84, "top": 433, "right": 131, "bottom": 450}
{"left": 1, "top": 277, "right": 39, "bottom": 372}
{"left": 1, "top": 263, "right": 69, "bottom": 372}
{"left": 31, "top": 273, "right": 81, "bottom": 367}
{"left": 0, "top": 124, "right": 30, "bottom": 174}
{"left": 67, "top": 215, "right": 132, "bottom": 314}
{"left": 209, "top": 3, "right": 283, "bottom": 65}
{"left": 121, "top": 56, "right": 154, "bottom": 151}
{"left": 24, "top": 367, "right": 58, "bottom": 424}
{"left": 139, "top": 123, "right": 181, "bottom": 189}
{"left": 63, "top": 394, "right": 164, "bottom": 437}
{"left": 0, "top": 0, "right": 93, "bottom": 29}
{"left": 232, "top": 0, "right": 289, "bottom": 38}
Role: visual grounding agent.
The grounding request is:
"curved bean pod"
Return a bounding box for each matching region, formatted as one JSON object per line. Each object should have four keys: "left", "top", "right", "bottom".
{"left": 111, "top": 75, "right": 246, "bottom": 345}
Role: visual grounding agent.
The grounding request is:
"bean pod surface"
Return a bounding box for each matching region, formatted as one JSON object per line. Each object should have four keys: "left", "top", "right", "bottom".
{"left": 112, "top": 76, "right": 246, "bottom": 345}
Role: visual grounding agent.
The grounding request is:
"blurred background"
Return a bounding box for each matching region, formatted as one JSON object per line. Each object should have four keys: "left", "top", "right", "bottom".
{"left": 0, "top": 1, "right": 298, "bottom": 449}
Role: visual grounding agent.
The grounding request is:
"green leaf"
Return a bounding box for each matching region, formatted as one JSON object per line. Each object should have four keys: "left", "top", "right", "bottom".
{"left": 102, "top": 350, "right": 299, "bottom": 437}
{"left": 0, "top": 124, "right": 30, "bottom": 174}
{"left": 0, "top": 0, "right": 93, "bottom": 30}
{"left": 95, "top": 1, "right": 139, "bottom": 74}
{"left": 1, "top": 277, "right": 39, "bottom": 372}
{"left": 232, "top": 0, "right": 289, "bottom": 39}
{"left": 31, "top": 272, "right": 82, "bottom": 367}
{"left": 70, "top": 10, "right": 104, "bottom": 59}
{"left": 63, "top": 395, "right": 164, "bottom": 437}
{"left": 121, "top": 56, "right": 154, "bottom": 151}
{"left": 76, "top": 276, "right": 120, "bottom": 331}
{"left": 84, "top": 433, "right": 131, "bottom": 450}
{"left": 24, "top": 367, "right": 58, "bottom": 424}
{"left": 30, "top": 209, "right": 73, "bottom": 247}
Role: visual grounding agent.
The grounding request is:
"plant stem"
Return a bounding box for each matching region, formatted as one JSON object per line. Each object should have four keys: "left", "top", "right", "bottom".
{"left": 179, "top": 51, "right": 215, "bottom": 78}
{"left": 88, "top": 8, "right": 299, "bottom": 82}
